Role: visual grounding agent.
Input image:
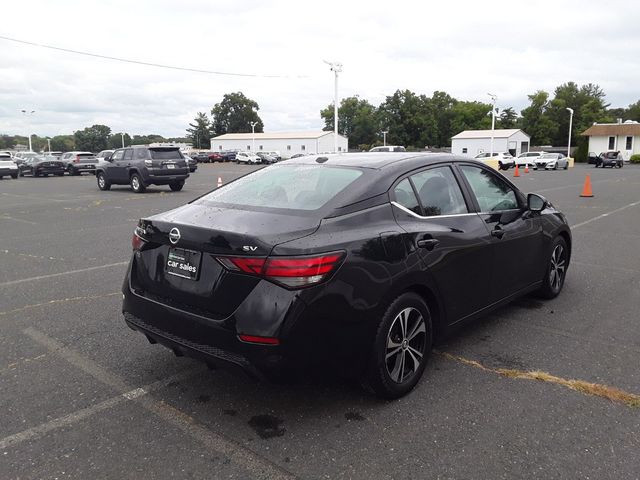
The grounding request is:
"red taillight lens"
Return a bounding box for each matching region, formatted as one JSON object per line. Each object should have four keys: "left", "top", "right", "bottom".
{"left": 74, "top": 156, "right": 80, "bottom": 163}
{"left": 238, "top": 334, "right": 280, "bottom": 345}
{"left": 217, "top": 252, "right": 344, "bottom": 289}
{"left": 132, "top": 232, "right": 146, "bottom": 251}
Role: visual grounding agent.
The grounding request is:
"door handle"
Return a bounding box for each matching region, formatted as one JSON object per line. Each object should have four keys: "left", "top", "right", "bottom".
{"left": 417, "top": 238, "right": 440, "bottom": 251}
{"left": 491, "top": 227, "right": 505, "bottom": 239}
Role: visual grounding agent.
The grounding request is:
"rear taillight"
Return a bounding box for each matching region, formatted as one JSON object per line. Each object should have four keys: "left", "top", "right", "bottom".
{"left": 74, "top": 155, "right": 80, "bottom": 163}
{"left": 132, "top": 226, "right": 147, "bottom": 251}
{"left": 217, "top": 252, "right": 344, "bottom": 288}
{"left": 238, "top": 334, "right": 280, "bottom": 345}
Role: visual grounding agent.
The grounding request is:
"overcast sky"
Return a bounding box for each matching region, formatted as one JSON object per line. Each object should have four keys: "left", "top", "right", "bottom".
{"left": 1, "top": 0, "right": 639, "bottom": 138}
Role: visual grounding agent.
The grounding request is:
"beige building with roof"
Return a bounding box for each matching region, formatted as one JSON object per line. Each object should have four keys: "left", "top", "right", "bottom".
{"left": 581, "top": 121, "right": 640, "bottom": 160}
{"left": 210, "top": 131, "right": 348, "bottom": 158}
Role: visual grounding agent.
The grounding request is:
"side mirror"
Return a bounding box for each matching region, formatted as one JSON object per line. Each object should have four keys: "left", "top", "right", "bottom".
{"left": 527, "top": 193, "right": 547, "bottom": 212}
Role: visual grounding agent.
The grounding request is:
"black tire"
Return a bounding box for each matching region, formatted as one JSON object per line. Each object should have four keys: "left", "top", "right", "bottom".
{"left": 19, "top": 171, "right": 24, "bottom": 177}
{"left": 97, "top": 172, "right": 111, "bottom": 191}
{"left": 11, "top": 173, "right": 18, "bottom": 179}
{"left": 130, "top": 173, "right": 146, "bottom": 193}
{"left": 55, "top": 172, "right": 64, "bottom": 176}
{"left": 68, "top": 165, "right": 79, "bottom": 176}
{"left": 564, "top": 163, "right": 568, "bottom": 170}
{"left": 169, "top": 181, "right": 184, "bottom": 191}
{"left": 33, "top": 171, "right": 40, "bottom": 177}
{"left": 363, "top": 292, "right": 432, "bottom": 399}
{"left": 537, "top": 236, "right": 569, "bottom": 299}
{"left": 553, "top": 164, "right": 557, "bottom": 170}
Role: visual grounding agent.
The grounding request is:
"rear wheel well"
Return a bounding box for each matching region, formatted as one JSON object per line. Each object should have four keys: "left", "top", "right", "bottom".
{"left": 400, "top": 285, "right": 444, "bottom": 339}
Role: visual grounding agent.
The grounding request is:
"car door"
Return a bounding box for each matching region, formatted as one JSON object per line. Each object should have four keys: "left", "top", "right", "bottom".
{"left": 456, "top": 163, "right": 544, "bottom": 302}
{"left": 108, "top": 149, "right": 128, "bottom": 183}
{"left": 391, "top": 164, "right": 494, "bottom": 323}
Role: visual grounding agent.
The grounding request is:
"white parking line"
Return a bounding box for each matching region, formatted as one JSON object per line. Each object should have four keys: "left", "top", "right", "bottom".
{"left": 22, "top": 328, "right": 298, "bottom": 480}
{"left": 0, "top": 262, "right": 128, "bottom": 287}
{"left": 571, "top": 200, "right": 640, "bottom": 229}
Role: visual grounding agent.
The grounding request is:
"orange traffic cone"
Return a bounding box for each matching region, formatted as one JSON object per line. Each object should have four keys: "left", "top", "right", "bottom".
{"left": 217, "top": 176, "right": 223, "bottom": 188}
{"left": 580, "top": 175, "right": 594, "bottom": 197}
{"left": 513, "top": 165, "right": 520, "bottom": 177}
{"left": 524, "top": 164, "right": 529, "bottom": 174}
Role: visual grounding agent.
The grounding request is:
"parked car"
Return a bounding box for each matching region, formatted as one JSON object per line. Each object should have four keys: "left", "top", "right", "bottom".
{"left": 191, "top": 152, "right": 214, "bottom": 163}
{"left": 221, "top": 150, "right": 238, "bottom": 162}
{"left": 13, "top": 151, "right": 39, "bottom": 166}
{"left": 474, "top": 152, "right": 515, "bottom": 170}
{"left": 209, "top": 152, "right": 224, "bottom": 162}
{"left": 370, "top": 145, "right": 407, "bottom": 152}
{"left": 265, "top": 151, "right": 281, "bottom": 161}
{"left": 59, "top": 151, "right": 98, "bottom": 175}
{"left": 256, "top": 152, "right": 277, "bottom": 164}
{"left": 95, "top": 145, "right": 189, "bottom": 193}
{"left": 47, "top": 151, "right": 63, "bottom": 158}
{"left": 515, "top": 152, "right": 545, "bottom": 167}
{"left": 289, "top": 153, "right": 306, "bottom": 159}
{"left": 0, "top": 152, "right": 19, "bottom": 179}
{"left": 534, "top": 153, "right": 569, "bottom": 170}
{"left": 122, "top": 154, "right": 571, "bottom": 398}
{"left": 592, "top": 151, "right": 623, "bottom": 168}
{"left": 18, "top": 155, "right": 65, "bottom": 177}
{"left": 96, "top": 150, "right": 115, "bottom": 162}
{"left": 235, "top": 151, "right": 261, "bottom": 164}
{"left": 184, "top": 154, "right": 198, "bottom": 172}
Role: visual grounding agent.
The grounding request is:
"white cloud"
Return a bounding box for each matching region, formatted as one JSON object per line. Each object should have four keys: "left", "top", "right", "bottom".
{"left": 1, "top": 0, "right": 638, "bottom": 137}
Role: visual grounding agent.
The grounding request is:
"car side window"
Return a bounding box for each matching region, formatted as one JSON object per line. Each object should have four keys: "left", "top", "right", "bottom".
{"left": 134, "top": 148, "right": 148, "bottom": 160}
{"left": 112, "top": 150, "right": 124, "bottom": 161}
{"left": 460, "top": 165, "right": 519, "bottom": 212}
{"left": 410, "top": 166, "right": 468, "bottom": 216}
{"left": 393, "top": 178, "right": 421, "bottom": 215}
{"left": 123, "top": 149, "right": 133, "bottom": 161}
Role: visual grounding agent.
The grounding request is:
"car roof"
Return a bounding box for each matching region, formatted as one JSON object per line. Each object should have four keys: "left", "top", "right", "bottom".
{"left": 283, "top": 152, "right": 462, "bottom": 170}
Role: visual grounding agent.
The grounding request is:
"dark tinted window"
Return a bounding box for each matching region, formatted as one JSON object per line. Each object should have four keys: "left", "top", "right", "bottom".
{"left": 112, "top": 150, "right": 124, "bottom": 161}
{"left": 410, "top": 166, "right": 468, "bottom": 216}
{"left": 78, "top": 153, "right": 95, "bottom": 158}
{"left": 134, "top": 148, "right": 149, "bottom": 160}
{"left": 196, "top": 164, "right": 363, "bottom": 211}
{"left": 460, "top": 165, "right": 519, "bottom": 212}
{"left": 149, "top": 148, "right": 183, "bottom": 160}
{"left": 393, "top": 179, "right": 421, "bottom": 215}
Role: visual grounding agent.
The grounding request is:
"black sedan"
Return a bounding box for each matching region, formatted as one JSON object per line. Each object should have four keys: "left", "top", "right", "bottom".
{"left": 122, "top": 153, "right": 571, "bottom": 398}
{"left": 18, "top": 156, "right": 66, "bottom": 177}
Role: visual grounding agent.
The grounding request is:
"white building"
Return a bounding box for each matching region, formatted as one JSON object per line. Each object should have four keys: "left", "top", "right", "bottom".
{"left": 451, "top": 129, "right": 531, "bottom": 157}
{"left": 581, "top": 121, "right": 640, "bottom": 160}
{"left": 210, "top": 131, "right": 348, "bottom": 157}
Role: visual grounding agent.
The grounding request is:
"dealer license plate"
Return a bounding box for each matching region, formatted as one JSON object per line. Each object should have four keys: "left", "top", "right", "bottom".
{"left": 167, "top": 163, "right": 175, "bottom": 169}
{"left": 166, "top": 248, "right": 201, "bottom": 280}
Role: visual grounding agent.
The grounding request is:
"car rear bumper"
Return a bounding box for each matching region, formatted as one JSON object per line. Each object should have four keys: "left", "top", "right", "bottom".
{"left": 144, "top": 171, "right": 190, "bottom": 185}
{"left": 0, "top": 167, "right": 18, "bottom": 175}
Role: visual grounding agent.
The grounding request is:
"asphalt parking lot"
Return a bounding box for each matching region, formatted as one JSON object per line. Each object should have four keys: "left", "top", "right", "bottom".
{"left": 1, "top": 162, "right": 639, "bottom": 479}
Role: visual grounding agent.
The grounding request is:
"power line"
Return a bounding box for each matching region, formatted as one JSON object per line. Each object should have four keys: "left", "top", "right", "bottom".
{"left": 0, "top": 34, "right": 305, "bottom": 79}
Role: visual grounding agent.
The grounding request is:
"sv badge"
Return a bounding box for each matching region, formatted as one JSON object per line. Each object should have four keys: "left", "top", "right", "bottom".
{"left": 242, "top": 246, "right": 258, "bottom": 252}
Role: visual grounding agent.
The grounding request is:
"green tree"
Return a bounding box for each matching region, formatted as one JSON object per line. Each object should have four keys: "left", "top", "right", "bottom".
{"left": 449, "top": 101, "right": 492, "bottom": 135}
{"left": 499, "top": 107, "right": 518, "bottom": 128}
{"left": 211, "top": 92, "right": 264, "bottom": 136}
{"left": 186, "top": 112, "right": 212, "bottom": 149}
{"left": 74, "top": 125, "right": 111, "bottom": 152}
{"left": 625, "top": 100, "right": 640, "bottom": 121}
{"left": 320, "top": 96, "right": 379, "bottom": 148}
{"left": 107, "top": 133, "right": 132, "bottom": 149}
{"left": 50, "top": 135, "right": 75, "bottom": 152}
{"left": 520, "top": 91, "right": 556, "bottom": 145}
{"left": 429, "top": 91, "right": 458, "bottom": 147}
{"left": 377, "top": 90, "right": 436, "bottom": 148}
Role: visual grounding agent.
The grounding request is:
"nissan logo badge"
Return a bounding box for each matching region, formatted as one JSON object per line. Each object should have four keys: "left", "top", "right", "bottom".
{"left": 169, "top": 227, "right": 181, "bottom": 245}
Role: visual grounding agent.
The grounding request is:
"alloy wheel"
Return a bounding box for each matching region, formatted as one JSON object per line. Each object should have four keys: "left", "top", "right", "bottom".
{"left": 385, "top": 307, "right": 427, "bottom": 384}
{"left": 549, "top": 244, "right": 566, "bottom": 292}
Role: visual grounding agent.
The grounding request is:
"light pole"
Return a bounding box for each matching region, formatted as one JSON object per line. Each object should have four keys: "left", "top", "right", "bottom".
{"left": 324, "top": 60, "right": 343, "bottom": 153}
{"left": 21, "top": 109, "right": 36, "bottom": 152}
{"left": 47, "top": 138, "right": 51, "bottom": 153}
{"left": 381, "top": 130, "right": 388, "bottom": 147}
{"left": 566, "top": 107, "right": 574, "bottom": 158}
{"left": 121, "top": 133, "right": 125, "bottom": 148}
{"left": 487, "top": 94, "right": 497, "bottom": 156}
{"left": 250, "top": 121, "right": 258, "bottom": 152}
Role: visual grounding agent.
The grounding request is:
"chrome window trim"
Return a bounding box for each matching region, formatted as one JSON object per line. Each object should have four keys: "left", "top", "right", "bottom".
{"left": 391, "top": 201, "right": 477, "bottom": 220}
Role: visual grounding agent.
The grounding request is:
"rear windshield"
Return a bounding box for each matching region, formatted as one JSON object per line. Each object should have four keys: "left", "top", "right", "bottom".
{"left": 149, "top": 148, "right": 183, "bottom": 160}
{"left": 196, "top": 164, "right": 363, "bottom": 211}
{"left": 78, "top": 153, "right": 95, "bottom": 158}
